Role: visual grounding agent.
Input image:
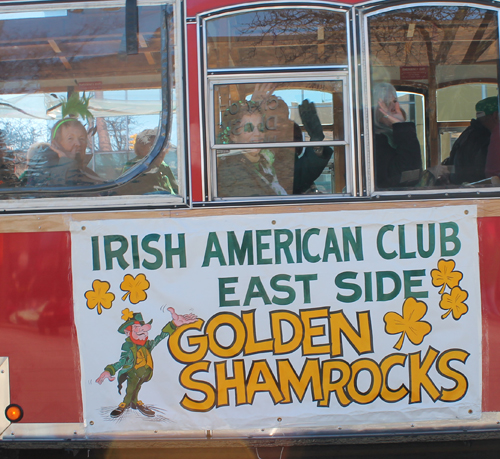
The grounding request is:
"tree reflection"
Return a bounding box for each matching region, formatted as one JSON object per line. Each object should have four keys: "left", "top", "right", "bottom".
{"left": 369, "top": 6, "right": 498, "bottom": 68}
{"left": 208, "top": 9, "right": 347, "bottom": 68}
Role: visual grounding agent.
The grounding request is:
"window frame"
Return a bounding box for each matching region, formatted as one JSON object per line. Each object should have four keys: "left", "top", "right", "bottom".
{"left": 200, "top": 3, "right": 356, "bottom": 203}
{"left": 0, "top": 0, "right": 186, "bottom": 211}
{"left": 207, "top": 72, "right": 353, "bottom": 200}
{"left": 359, "top": 1, "right": 500, "bottom": 197}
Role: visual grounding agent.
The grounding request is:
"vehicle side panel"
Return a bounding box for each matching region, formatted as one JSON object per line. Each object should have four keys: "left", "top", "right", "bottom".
{"left": 0, "top": 232, "right": 82, "bottom": 423}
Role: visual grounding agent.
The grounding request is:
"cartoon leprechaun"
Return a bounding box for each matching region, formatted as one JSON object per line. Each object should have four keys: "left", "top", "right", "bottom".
{"left": 96, "top": 306, "right": 197, "bottom": 418}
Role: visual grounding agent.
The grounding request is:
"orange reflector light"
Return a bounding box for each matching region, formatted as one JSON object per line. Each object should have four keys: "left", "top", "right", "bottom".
{"left": 5, "top": 404, "right": 23, "bottom": 423}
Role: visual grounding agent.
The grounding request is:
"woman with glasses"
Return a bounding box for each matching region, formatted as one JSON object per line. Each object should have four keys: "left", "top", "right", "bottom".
{"left": 217, "top": 100, "right": 287, "bottom": 197}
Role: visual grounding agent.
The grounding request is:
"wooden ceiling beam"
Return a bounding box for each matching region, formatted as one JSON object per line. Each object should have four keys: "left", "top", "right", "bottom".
{"left": 47, "top": 39, "right": 62, "bottom": 54}
{"left": 0, "top": 44, "right": 161, "bottom": 62}
{"left": 59, "top": 56, "right": 72, "bottom": 70}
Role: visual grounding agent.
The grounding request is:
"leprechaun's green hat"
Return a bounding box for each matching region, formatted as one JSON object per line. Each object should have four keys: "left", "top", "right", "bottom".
{"left": 118, "top": 309, "right": 153, "bottom": 334}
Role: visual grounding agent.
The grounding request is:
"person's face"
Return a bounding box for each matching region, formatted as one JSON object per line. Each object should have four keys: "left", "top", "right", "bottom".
{"left": 136, "top": 137, "right": 167, "bottom": 166}
{"left": 57, "top": 125, "right": 87, "bottom": 159}
{"left": 230, "top": 112, "right": 265, "bottom": 144}
{"left": 135, "top": 142, "right": 152, "bottom": 158}
{"left": 481, "top": 112, "right": 500, "bottom": 132}
{"left": 230, "top": 112, "right": 264, "bottom": 161}
{"left": 386, "top": 95, "right": 400, "bottom": 115}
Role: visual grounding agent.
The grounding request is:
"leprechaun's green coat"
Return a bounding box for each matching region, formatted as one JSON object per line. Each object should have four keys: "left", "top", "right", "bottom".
{"left": 104, "top": 321, "right": 177, "bottom": 404}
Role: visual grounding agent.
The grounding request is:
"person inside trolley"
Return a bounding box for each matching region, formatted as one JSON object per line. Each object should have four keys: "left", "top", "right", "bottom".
{"left": 445, "top": 95, "right": 499, "bottom": 185}
{"left": 217, "top": 99, "right": 287, "bottom": 197}
{"left": 263, "top": 96, "right": 333, "bottom": 194}
{"left": 372, "top": 82, "right": 422, "bottom": 189}
{"left": 115, "top": 128, "right": 178, "bottom": 195}
{"left": 484, "top": 97, "right": 500, "bottom": 182}
{"left": 25, "top": 117, "right": 102, "bottom": 188}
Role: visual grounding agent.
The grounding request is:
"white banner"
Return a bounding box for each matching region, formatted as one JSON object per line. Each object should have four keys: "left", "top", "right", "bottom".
{"left": 71, "top": 205, "right": 481, "bottom": 435}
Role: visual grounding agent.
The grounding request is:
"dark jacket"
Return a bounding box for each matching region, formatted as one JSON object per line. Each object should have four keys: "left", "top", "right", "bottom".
{"left": 374, "top": 122, "right": 422, "bottom": 189}
{"left": 274, "top": 146, "right": 333, "bottom": 194}
{"left": 448, "top": 118, "right": 490, "bottom": 185}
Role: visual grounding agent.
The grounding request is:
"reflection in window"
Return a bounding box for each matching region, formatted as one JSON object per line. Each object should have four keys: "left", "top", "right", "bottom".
{"left": 213, "top": 82, "right": 346, "bottom": 197}
{"left": 437, "top": 83, "right": 497, "bottom": 164}
{"left": 0, "top": 4, "right": 178, "bottom": 198}
{"left": 368, "top": 6, "right": 499, "bottom": 190}
{"left": 206, "top": 9, "right": 347, "bottom": 69}
{"left": 213, "top": 81, "right": 344, "bottom": 143}
{"left": 217, "top": 146, "right": 344, "bottom": 197}
{"left": 397, "top": 91, "right": 426, "bottom": 167}
{"left": 371, "top": 83, "right": 423, "bottom": 189}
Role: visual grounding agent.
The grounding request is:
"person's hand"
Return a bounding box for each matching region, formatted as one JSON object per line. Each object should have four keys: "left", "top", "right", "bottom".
{"left": 96, "top": 371, "right": 114, "bottom": 384}
{"left": 299, "top": 100, "right": 324, "bottom": 141}
{"left": 427, "top": 164, "right": 452, "bottom": 181}
{"left": 378, "top": 99, "right": 405, "bottom": 126}
{"left": 251, "top": 83, "right": 277, "bottom": 102}
{"left": 168, "top": 307, "right": 198, "bottom": 326}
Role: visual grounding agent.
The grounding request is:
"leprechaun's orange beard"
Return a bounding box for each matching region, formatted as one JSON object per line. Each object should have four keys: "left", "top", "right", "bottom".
{"left": 129, "top": 335, "right": 147, "bottom": 346}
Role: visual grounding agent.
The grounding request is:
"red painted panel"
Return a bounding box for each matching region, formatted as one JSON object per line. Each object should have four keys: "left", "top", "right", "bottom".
{"left": 479, "top": 217, "right": 500, "bottom": 412}
{"left": 186, "top": 0, "right": 359, "bottom": 17}
{"left": 187, "top": 23, "right": 204, "bottom": 202}
{"left": 0, "top": 232, "right": 82, "bottom": 423}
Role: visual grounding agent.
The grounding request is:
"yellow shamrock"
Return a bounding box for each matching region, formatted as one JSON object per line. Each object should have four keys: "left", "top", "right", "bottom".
{"left": 384, "top": 297, "right": 432, "bottom": 350}
{"left": 120, "top": 273, "right": 150, "bottom": 304}
{"left": 440, "top": 286, "right": 468, "bottom": 320}
{"left": 431, "top": 259, "right": 463, "bottom": 294}
{"left": 121, "top": 308, "right": 134, "bottom": 321}
{"left": 85, "top": 280, "right": 115, "bottom": 315}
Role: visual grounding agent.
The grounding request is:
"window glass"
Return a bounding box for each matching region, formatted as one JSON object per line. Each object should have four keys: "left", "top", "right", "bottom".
{"left": 397, "top": 91, "right": 426, "bottom": 167}
{"left": 212, "top": 81, "right": 346, "bottom": 198}
{"left": 437, "top": 83, "right": 498, "bottom": 164}
{"left": 0, "top": 3, "right": 179, "bottom": 199}
{"left": 213, "top": 81, "right": 344, "bottom": 144}
{"left": 438, "top": 84, "right": 498, "bottom": 122}
{"left": 206, "top": 9, "right": 348, "bottom": 69}
{"left": 368, "top": 6, "right": 499, "bottom": 190}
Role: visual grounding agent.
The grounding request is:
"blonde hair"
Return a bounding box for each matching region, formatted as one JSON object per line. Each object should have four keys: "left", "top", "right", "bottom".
{"left": 134, "top": 129, "right": 158, "bottom": 157}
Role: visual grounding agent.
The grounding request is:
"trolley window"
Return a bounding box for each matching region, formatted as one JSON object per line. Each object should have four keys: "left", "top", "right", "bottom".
{"left": 204, "top": 7, "right": 352, "bottom": 200}
{"left": 366, "top": 5, "right": 499, "bottom": 192}
{"left": 0, "top": 1, "right": 182, "bottom": 206}
{"left": 211, "top": 79, "right": 347, "bottom": 197}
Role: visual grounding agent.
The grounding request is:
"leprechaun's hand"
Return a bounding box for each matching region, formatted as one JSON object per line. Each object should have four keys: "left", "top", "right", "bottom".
{"left": 96, "top": 370, "right": 115, "bottom": 384}
{"left": 168, "top": 307, "right": 198, "bottom": 326}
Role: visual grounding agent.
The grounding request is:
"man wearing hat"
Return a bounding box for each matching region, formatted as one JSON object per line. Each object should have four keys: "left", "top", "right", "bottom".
{"left": 447, "top": 96, "right": 499, "bottom": 185}
{"left": 96, "top": 306, "right": 197, "bottom": 418}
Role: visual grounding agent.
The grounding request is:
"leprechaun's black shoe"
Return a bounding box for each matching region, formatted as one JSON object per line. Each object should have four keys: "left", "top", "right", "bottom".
{"left": 110, "top": 402, "right": 128, "bottom": 418}
{"left": 132, "top": 400, "right": 155, "bottom": 417}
